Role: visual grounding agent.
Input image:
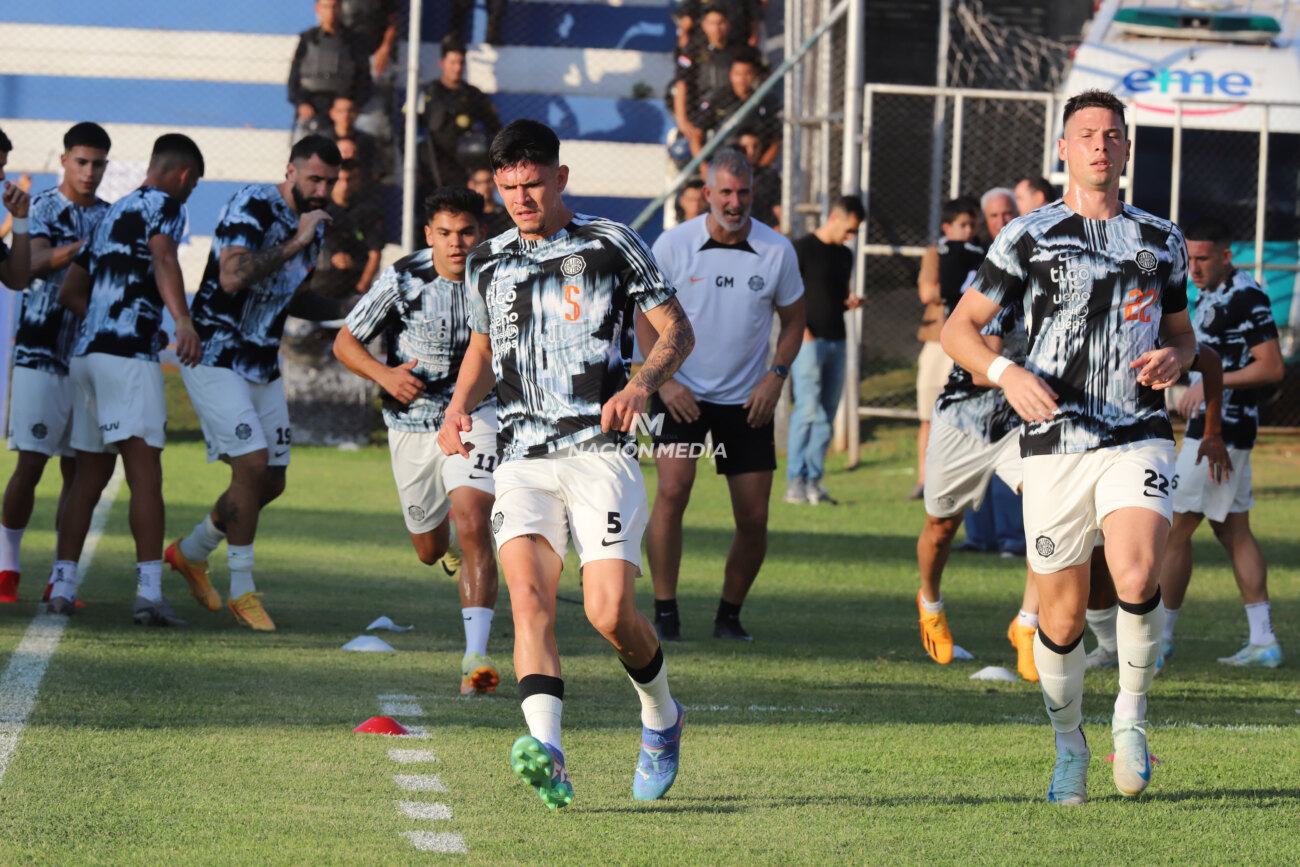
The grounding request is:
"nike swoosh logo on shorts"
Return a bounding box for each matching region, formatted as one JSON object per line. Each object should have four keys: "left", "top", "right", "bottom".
{"left": 468, "top": 473, "right": 490, "bottom": 480}
{"left": 601, "top": 537, "right": 625, "bottom": 547}
{"left": 1142, "top": 490, "right": 1165, "bottom": 498}
{"left": 273, "top": 450, "right": 288, "bottom": 458}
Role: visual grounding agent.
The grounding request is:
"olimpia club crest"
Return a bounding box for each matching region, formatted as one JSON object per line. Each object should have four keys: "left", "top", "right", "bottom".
{"left": 1134, "top": 249, "right": 1158, "bottom": 273}
{"left": 561, "top": 255, "right": 586, "bottom": 277}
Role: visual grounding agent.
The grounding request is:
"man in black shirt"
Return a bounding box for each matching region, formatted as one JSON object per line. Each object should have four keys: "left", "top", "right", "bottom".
{"left": 467, "top": 167, "right": 513, "bottom": 239}
{"left": 421, "top": 38, "right": 502, "bottom": 191}
{"left": 737, "top": 129, "right": 779, "bottom": 227}
{"left": 689, "top": 47, "right": 780, "bottom": 165}
{"left": 288, "top": 0, "right": 372, "bottom": 132}
{"left": 670, "top": 8, "right": 734, "bottom": 158}
{"left": 784, "top": 196, "right": 864, "bottom": 504}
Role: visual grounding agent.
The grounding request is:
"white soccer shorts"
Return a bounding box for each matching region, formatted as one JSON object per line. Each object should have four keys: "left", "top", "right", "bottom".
{"left": 7, "top": 366, "right": 75, "bottom": 457}
{"left": 1022, "top": 439, "right": 1175, "bottom": 573}
{"left": 1171, "top": 438, "right": 1253, "bottom": 523}
{"left": 490, "top": 444, "right": 648, "bottom": 572}
{"left": 923, "top": 418, "right": 1022, "bottom": 519}
{"left": 69, "top": 354, "right": 167, "bottom": 453}
{"left": 181, "top": 364, "right": 292, "bottom": 467}
{"left": 389, "top": 406, "right": 497, "bottom": 534}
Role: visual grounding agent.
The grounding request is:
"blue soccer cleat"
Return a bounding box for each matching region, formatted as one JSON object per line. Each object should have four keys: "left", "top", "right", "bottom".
{"left": 1112, "top": 717, "right": 1153, "bottom": 797}
{"left": 1217, "top": 641, "right": 1283, "bottom": 669}
{"left": 1047, "top": 728, "right": 1089, "bottom": 806}
{"left": 633, "top": 699, "right": 684, "bottom": 800}
{"left": 510, "top": 735, "right": 573, "bottom": 810}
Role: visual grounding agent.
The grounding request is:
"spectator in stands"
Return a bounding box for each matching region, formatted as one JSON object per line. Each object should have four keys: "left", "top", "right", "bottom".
{"left": 690, "top": 47, "right": 780, "bottom": 165}
{"left": 1014, "top": 175, "right": 1054, "bottom": 215}
{"left": 785, "top": 195, "right": 864, "bottom": 505}
{"left": 737, "top": 129, "right": 780, "bottom": 228}
{"left": 325, "top": 97, "right": 383, "bottom": 181}
{"left": 447, "top": 0, "right": 507, "bottom": 46}
{"left": 956, "top": 185, "right": 1024, "bottom": 554}
{"left": 678, "top": 0, "right": 761, "bottom": 49}
{"left": 913, "top": 197, "right": 983, "bottom": 501}
{"left": 466, "top": 167, "right": 513, "bottom": 239}
{"left": 421, "top": 37, "right": 502, "bottom": 191}
{"left": 338, "top": 0, "right": 398, "bottom": 77}
{"left": 675, "top": 179, "right": 707, "bottom": 223}
{"left": 317, "top": 158, "right": 385, "bottom": 296}
{"left": 288, "top": 0, "right": 372, "bottom": 134}
{"left": 669, "top": 8, "right": 735, "bottom": 165}
{"left": 978, "top": 186, "right": 1016, "bottom": 246}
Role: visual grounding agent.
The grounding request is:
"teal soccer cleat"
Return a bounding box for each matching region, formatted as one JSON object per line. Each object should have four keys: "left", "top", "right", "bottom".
{"left": 1217, "top": 641, "right": 1283, "bottom": 668}
{"left": 1112, "top": 717, "right": 1153, "bottom": 797}
{"left": 510, "top": 735, "right": 573, "bottom": 810}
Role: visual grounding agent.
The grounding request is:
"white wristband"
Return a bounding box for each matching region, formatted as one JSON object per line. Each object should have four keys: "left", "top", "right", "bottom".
{"left": 986, "top": 356, "right": 1014, "bottom": 385}
{"left": 10, "top": 216, "right": 28, "bottom": 235}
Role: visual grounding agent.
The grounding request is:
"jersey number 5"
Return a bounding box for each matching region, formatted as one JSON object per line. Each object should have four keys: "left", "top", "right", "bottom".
{"left": 564, "top": 285, "right": 580, "bottom": 321}
{"left": 1124, "top": 289, "right": 1157, "bottom": 322}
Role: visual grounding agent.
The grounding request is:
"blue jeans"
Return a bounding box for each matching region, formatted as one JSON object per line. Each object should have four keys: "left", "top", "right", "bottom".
{"left": 786, "top": 337, "right": 847, "bottom": 483}
{"left": 963, "top": 475, "right": 1026, "bottom": 554}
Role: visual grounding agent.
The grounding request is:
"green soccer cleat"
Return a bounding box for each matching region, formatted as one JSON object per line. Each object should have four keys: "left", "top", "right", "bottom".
{"left": 1112, "top": 717, "right": 1153, "bottom": 797}
{"left": 510, "top": 735, "right": 573, "bottom": 810}
{"left": 1217, "top": 641, "right": 1283, "bottom": 668}
{"left": 1046, "top": 728, "right": 1089, "bottom": 806}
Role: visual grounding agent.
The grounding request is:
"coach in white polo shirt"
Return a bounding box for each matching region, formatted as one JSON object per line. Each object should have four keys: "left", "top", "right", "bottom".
{"left": 638, "top": 148, "right": 804, "bottom": 641}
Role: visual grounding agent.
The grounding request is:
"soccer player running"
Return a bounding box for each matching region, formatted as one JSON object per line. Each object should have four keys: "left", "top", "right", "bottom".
{"left": 438, "top": 120, "right": 694, "bottom": 809}
{"left": 0, "top": 125, "right": 43, "bottom": 600}
{"left": 166, "top": 135, "right": 351, "bottom": 632}
{"left": 334, "top": 187, "right": 502, "bottom": 695}
{"left": 943, "top": 91, "right": 1195, "bottom": 805}
{"left": 640, "top": 148, "right": 805, "bottom": 641}
{"left": 1157, "top": 217, "right": 1285, "bottom": 668}
{"left": 48, "top": 134, "right": 205, "bottom": 624}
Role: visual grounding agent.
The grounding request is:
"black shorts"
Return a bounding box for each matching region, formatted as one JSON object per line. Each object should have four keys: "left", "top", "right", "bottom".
{"left": 649, "top": 395, "right": 776, "bottom": 476}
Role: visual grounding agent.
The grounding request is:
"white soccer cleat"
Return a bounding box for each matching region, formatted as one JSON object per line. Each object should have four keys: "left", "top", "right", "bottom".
{"left": 1084, "top": 645, "right": 1117, "bottom": 670}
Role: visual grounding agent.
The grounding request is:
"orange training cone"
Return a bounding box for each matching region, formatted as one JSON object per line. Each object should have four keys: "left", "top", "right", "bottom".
{"left": 353, "top": 716, "right": 409, "bottom": 735}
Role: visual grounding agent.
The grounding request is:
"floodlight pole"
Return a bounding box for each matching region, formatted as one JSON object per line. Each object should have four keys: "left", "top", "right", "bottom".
{"left": 401, "top": 0, "right": 424, "bottom": 252}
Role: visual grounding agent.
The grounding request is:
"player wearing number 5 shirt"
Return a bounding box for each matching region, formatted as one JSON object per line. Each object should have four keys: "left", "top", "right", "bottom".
{"left": 943, "top": 91, "right": 1197, "bottom": 806}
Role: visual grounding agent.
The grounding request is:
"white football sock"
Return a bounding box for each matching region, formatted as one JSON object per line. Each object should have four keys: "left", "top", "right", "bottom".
{"left": 180, "top": 515, "right": 225, "bottom": 563}
{"left": 49, "top": 560, "right": 80, "bottom": 601}
{"left": 1116, "top": 596, "right": 1164, "bottom": 709}
{"left": 1033, "top": 630, "right": 1085, "bottom": 738}
{"left": 1017, "top": 609, "right": 1039, "bottom": 629}
{"left": 920, "top": 594, "right": 944, "bottom": 614}
{"left": 0, "top": 524, "right": 24, "bottom": 573}
{"left": 628, "top": 661, "right": 678, "bottom": 731}
{"left": 1245, "top": 602, "right": 1275, "bottom": 646}
{"left": 1085, "top": 605, "right": 1118, "bottom": 653}
{"left": 1162, "top": 606, "right": 1179, "bottom": 641}
{"left": 136, "top": 560, "right": 163, "bottom": 603}
{"left": 462, "top": 607, "right": 493, "bottom": 657}
{"left": 228, "top": 544, "right": 255, "bottom": 598}
{"left": 521, "top": 693, "right": 563, "bottom": 750}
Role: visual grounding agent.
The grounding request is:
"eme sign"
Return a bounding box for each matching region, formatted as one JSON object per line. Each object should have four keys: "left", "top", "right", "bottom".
{"left": 1122, "top": 67, "right": 1253, "bottom": 97}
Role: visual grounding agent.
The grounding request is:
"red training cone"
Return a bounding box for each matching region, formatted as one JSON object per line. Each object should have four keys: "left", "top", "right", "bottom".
{"left": 353, "top": 716, "right": 409, "bottom": 735}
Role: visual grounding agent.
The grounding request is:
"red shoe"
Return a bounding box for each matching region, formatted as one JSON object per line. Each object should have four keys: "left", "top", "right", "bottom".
{"left": 0, "top": 570, "right": 19, "bottom": 603}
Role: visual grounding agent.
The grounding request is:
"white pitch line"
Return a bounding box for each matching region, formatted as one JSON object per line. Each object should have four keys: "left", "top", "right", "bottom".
{"left": 684, "top": 704, "right": 846, "bottom": 714}
{"left": 999, "top": 715, "right": 1283, "bottom": 732}
{"left": 394, "top": 774, "right": 447, "bottom": 792}
{"left": 402, "top": 831, "right": 468, "bottom": 854}
{"left": 0, "top": 464, "right": 124, "bottom": 788}
{"left": 388, "top": 748, "right": 437, "bottom": 764}
{"left": 397, "top": 801, "right": 454, "bottom": 821}
{"left": 377, "top": 693, "right": 420, "bottom": 701}
{"left": 397, "top": 726, "right": 431, "bottom": 740}
{"left": 380, "top": 701, "right": 425, "bottom": 717}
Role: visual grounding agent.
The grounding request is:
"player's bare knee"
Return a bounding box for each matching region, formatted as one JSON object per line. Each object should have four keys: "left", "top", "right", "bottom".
{"left": 925, "top": 514, "right": 961, "bottom": 545}
{"left": 261, "top": 466, "right": 287, "bottom": 504}
{"left": 655, "top": 473, "right": 694, "bottom": 511}
{"left": 734, "top": 510, "right": 768, "bottom": 540}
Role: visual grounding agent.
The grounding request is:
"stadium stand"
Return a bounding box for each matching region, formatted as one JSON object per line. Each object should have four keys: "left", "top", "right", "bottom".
{"left": 0, "top": 0, "right": 679, "bottom": 290}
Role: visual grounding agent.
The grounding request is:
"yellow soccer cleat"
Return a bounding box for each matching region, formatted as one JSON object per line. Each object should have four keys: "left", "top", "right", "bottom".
{"left": 1007, "top": 617, "right": 1039, "bottom": 682}
{"left": 461, "top": 651, "right": 500, "bottom": 695}
{"left": 164, "top": 539, "right": 221, "bottom": 612}
{"left": 228, "top": 591, "right": 276, "bottom": 632}
{"left": 917, "top": 590, "right": 954, "bottom": 664}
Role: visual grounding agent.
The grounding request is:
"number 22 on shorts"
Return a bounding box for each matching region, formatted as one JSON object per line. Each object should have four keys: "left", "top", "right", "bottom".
{"left": 564, "top": 285, "right": 580, "bottom": 321}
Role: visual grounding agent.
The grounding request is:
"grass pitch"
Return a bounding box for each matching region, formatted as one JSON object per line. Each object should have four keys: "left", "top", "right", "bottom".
{"left": 0, "top": 424, "right": 1296, "bottom": 864}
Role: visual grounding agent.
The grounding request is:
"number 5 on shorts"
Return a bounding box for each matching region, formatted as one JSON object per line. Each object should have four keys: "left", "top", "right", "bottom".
{"left": 607, "top": 511, "right": 622, "bottom": 534}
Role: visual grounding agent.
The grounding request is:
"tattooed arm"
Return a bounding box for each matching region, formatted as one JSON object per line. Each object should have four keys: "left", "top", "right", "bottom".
{"left": 218, "top": 209, "right": 332, "bottom": 293}
{"left": 602, "top": 296, "right": 694, "bottom": 433}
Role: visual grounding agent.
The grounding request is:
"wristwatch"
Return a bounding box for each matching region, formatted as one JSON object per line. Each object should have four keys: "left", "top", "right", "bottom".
{"left": 770, "top": 364, "right": 789, "bottom": 379}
